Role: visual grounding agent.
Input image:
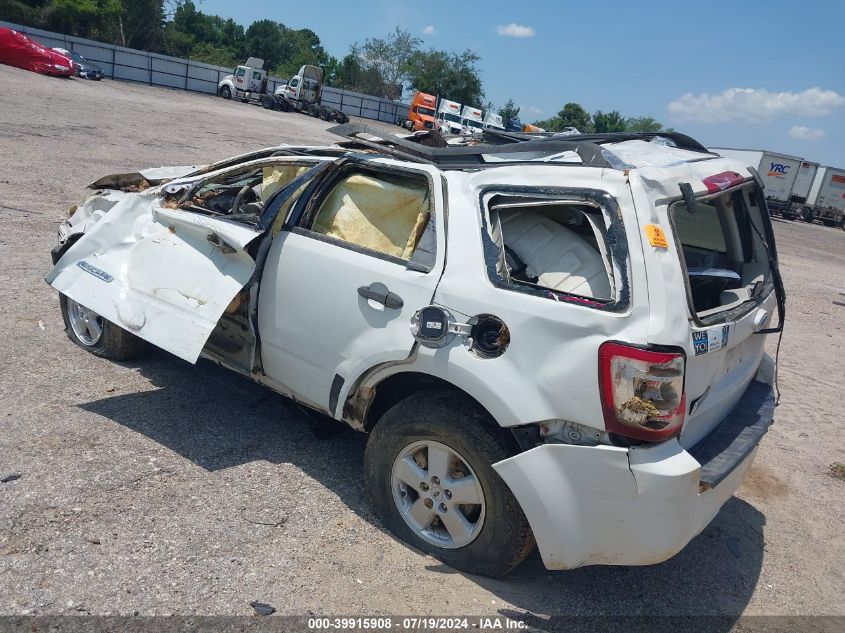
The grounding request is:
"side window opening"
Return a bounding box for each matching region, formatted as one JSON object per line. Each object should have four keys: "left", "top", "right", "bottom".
{"left": 235, "top": 68, "right": 246, "bottom": 77}
{"left": 306, "top": 170, "right": 433, "bottom": 264}
{"left": 670, "top": 185, "right": 772, "bottom": 317}
{"left": 169, "top": 162, "right": 314, "bottom": 223}
{"left": 486, "top": 196, "right": 615, "bottom": 302}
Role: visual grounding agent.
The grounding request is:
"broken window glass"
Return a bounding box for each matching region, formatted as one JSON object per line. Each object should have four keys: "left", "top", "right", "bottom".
{"left": 487, "top": 197, "right": 615, "bottom": 302}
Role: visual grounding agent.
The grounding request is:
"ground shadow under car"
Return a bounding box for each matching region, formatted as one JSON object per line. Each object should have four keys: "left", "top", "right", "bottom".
{"left": 80, "top": 350, "right": 765, "bottom": 625}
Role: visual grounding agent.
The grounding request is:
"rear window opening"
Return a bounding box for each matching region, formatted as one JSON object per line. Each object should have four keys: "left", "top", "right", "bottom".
{"left": 670, "top": 185, "right": 773, "bottom": 320}
{"left": 486, "top": 195, "right": 616, "bottom": 303}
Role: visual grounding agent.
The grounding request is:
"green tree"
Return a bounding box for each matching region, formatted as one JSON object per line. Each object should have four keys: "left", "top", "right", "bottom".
{"left": 0, "top": 0, "right": 49, "bottom": 25}
{"left": 534, "top": 102, "right": 593, "bottom": 133}
{"left": 556, "top": 103, "right": 592, "bottom": 132}
{"left": 497, "top": 99, "right": 520, "bottom": 126}
{"left": 625, "top": 116, "right": 672, "bottom": 133}
{"left": 592, "top": 110, "right": 627, "bottom": 133}
{"left": 358, "top": 27, "right": 420, "bottom": 99}
{"left": 332, "top": 47, "right": 384, "bottom": 95}
{"left": 404, "top": 48, "right": 483, "bottom": 106}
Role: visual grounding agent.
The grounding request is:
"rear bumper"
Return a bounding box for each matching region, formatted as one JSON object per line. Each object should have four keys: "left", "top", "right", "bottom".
{"left": 493, "top": 381, "right": 774, "bottom": 570}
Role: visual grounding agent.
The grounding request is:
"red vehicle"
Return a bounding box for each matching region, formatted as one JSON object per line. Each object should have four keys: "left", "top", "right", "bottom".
{"left": 0, "top": 28, "right": 74, "bottom": 77}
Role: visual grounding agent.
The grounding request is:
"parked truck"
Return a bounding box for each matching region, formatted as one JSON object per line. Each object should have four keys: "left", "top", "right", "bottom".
{"left": 711, "top": 148, "right": 803, "bottom": 219}
{"left": 800, "top": 166, "right": 845, "bottom": 228}
{"left": 399, "top": 92, "right": 437, "bottom": 131}
{"left": 219, "top": 60, "right": 348, "bottom": 123}
{"left": 436, "top": 98, "right": 463, "bottom": 135}
{"left": 460, "top": 105, "right": 484, "bottom": 135}
{"left": 483, "top": 112, "right": 505, "bottom": 131}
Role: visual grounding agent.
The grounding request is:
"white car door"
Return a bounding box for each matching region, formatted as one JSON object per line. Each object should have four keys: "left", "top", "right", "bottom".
{"left": 46, "top": 158, "right": 326, "bottom": 364}
{"left": 257, "top": 159, "right": 446, "bottom": 414}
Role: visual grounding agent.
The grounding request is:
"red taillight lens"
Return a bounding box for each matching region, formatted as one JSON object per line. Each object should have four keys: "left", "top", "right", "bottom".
{"left": 599, "top": 342, "right": 686, "bottom": 442}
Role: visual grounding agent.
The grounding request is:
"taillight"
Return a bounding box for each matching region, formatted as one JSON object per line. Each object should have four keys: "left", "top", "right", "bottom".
{"left": 598, "top": 342, "right": 686, "bottom": 442}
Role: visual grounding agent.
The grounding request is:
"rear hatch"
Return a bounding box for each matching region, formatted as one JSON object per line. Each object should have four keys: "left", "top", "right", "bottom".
{"left": 631, "top": 164, "right": 783, "bottom": 448}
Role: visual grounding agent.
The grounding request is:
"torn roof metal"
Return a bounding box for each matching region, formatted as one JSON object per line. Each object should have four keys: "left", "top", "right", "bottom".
{"left": 327, "top": 123, "right": 717, "bottom": 170}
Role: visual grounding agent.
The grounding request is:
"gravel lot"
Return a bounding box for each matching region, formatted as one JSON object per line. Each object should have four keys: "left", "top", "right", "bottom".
{"left": 1, "top": 66, "right": 843, "bottom": 622}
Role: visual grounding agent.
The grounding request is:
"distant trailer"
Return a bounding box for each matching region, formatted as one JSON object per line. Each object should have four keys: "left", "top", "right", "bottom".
{"left": 800, "top": 166, "right": 845, "bottom": 229}
{"left": 710, "top": 148, "right": 803, "bottom": 219}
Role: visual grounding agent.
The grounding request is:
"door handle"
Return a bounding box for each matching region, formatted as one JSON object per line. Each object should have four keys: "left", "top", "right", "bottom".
{"left": 358, "top": 282, "right": 404, "bottom": 309}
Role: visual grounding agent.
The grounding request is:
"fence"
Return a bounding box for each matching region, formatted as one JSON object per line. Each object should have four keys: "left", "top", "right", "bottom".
{"left": 0, "top": 20, "right": 410, "bottom": 124}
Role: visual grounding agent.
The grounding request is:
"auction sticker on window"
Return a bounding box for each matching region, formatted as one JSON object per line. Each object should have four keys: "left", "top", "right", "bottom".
{"left": 692, "top": 324, "right": 729, "bottom": 356}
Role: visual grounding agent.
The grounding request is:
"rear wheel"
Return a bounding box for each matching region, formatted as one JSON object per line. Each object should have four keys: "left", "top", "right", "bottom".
{"left": 319, "top": 105, "right": 331, "bottom": 121}
{"left": 219, "top": 85, "right": 232, "bottom": 100}
{"left": 333, "top": 111, "right": 349, "bottom": 124}
{"left": 60, "top": 294, "right": 148, "bottom": 361}
{"left": 802, "top": 208, "right": 814, "bottom": 222}
{"left": 262, "top": 95, "right": 275, "bottom": 109}
{"left": 364, "top": 390, "right": 534, "bottom": 577}
{"left": 822, "top": 218, "right": 836, "bottom": 227}
{"left": 308, "top": 103, "right": 320, "bottom": 117}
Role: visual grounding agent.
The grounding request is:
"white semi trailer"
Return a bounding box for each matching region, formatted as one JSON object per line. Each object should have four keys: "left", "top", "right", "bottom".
{"left": 711, "top": 148, "right": 803, "bottom": 219}
{"left": 800, "top": 166, "right": 845, "bottom": 228}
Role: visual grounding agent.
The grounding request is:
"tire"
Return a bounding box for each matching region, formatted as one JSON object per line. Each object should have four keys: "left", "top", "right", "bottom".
{"left": 364, "top": 390, "right": 534, "bottom": 577}
{"left": 333, "top": 110, "right": 349, "bottom": 124}
{"left": 60, "top": 294, "right": 148, "bottom": 361}
{"left": 802, "top": 208, "right": 814, "bottom": 223}
{"left": 262, "top": 95, "right": 275, "bottom": 109}
{"left": 308, "top": 103, "right": 320, "bottom": 117}
{"left": 319, "top": 105, "right": 331, "bottom": 121}
{"left": 822, "top": 218, "right": 836, "bottom": 227}
{"left": 840, "top": 217, "right": 845, "bottom": 231}
{"left": 219, "top": 85, "right": 232, "bottom": 100}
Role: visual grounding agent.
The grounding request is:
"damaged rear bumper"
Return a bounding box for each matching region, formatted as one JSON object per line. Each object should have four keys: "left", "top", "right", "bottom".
{"left": 493, "top": 381, "right": 774, "bottom": 570}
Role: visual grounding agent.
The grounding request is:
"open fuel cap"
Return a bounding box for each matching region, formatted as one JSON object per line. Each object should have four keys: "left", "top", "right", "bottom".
{"left": 410, "top": 306, "right": 471, "bottom": 348}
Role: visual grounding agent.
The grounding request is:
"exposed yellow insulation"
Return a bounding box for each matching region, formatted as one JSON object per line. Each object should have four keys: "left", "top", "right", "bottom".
{"left": 312, "top": 174, "right": 430, "bottom": 259}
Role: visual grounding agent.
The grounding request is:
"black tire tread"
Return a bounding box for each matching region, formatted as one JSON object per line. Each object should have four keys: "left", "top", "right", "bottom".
{"left": 364, "top": 389, "right": 534, "bottom": 577}
{"left": 60, "top": 294, "right": 148, "bottom": 361}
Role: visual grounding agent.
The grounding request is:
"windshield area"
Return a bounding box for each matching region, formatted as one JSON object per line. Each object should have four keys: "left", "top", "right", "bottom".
{"left": 464, "top": 120, "right": 483, "bottom": 130}
{"left": 442, "top": 113, "right": 461, "bottom": 123}
{"left": 670, "top": 185, "right": 773, "bottom": 319}
{"left": 164, "top": 161, "right": 321, "bottom": 226}
{"left": 417, "top": 106, "right": 435, "bottom": 117}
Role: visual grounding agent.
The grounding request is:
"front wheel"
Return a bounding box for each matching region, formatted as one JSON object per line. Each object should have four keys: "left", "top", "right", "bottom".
{"left": 219, "top": 85, "right": 232, "bottom": 100}
{"left": 60, "top": 294, "right": 148, "bottom": 361}
{"left": 364, "top": 390, "right": 534, "bottom": 577}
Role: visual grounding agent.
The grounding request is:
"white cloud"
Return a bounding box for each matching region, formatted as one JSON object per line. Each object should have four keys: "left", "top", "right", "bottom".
{"left": 422, "top": 25, "right": 435, "bottom": 35}
{"left": 788, "top": 125, "right": 825, "bottom": 141}
{"left": 521, "top": 105, "right": 543, "bottom": 114}
{"left": 496, "top": 23, "right": 535, "bottom": 38}
{"left": 667, "top": 87, "right": 845, "bottom": 123}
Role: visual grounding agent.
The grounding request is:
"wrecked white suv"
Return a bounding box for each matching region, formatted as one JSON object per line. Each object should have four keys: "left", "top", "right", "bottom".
{"left": 47, "top": 126, "right": 784, "bottom": 577}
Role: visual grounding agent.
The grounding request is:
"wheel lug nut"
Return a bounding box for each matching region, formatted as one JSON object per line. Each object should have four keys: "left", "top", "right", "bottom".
{"left": 431, "top": 476, "right": 440, "bottom": 485}
{"left": 439, "top": 503, "right": 448, "bottom": 513}
{"left": 419, "top": 482, "right": 429, "bottom": 491}
{"left": 444, "top": 490, "right": 452, "bottom": 499}
{"left": 423, "top": 498, "right": 433, "bottom": 509}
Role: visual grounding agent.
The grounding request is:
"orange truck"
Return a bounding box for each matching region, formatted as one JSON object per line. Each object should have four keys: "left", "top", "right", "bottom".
{"left": 399, "top": 92, "right": 438, "bottom": 131}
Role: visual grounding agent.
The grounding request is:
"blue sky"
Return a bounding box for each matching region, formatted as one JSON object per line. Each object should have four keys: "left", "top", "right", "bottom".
{"left": 202, "top": 0, "right": 844, "bottom": 166}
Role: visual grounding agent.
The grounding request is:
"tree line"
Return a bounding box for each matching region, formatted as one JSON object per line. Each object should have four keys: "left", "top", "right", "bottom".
{"left": 0, "top": 0, "right": 486, "bottom": 105}
{"left": 2, "top": 0, "right": 670, "bottom": 129}
{"left": 498, "top": 100, "right": 672, "bottom": 133}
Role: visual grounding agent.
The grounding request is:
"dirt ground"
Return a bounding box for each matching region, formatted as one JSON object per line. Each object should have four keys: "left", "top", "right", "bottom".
{"left": 0, "top": 65, "right": 843, "bottom": 623}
